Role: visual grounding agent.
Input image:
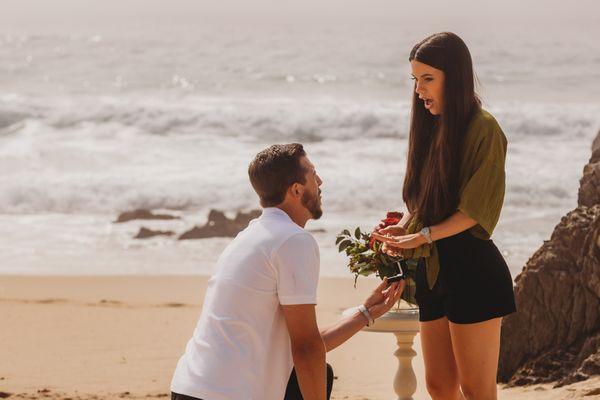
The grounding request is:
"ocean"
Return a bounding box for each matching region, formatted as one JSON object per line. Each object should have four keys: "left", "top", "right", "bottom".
{"left": 1, "top": 0, "right": 599, "bottom": 277}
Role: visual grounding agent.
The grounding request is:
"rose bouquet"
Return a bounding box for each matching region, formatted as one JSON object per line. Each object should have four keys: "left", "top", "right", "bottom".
{"left": 336, "top": 212, "right": 418, "bottom": 306}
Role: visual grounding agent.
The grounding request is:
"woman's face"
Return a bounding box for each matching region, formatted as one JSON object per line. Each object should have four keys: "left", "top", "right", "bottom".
{"left": 410, "top": 60, "right": 445, "bottom": 115}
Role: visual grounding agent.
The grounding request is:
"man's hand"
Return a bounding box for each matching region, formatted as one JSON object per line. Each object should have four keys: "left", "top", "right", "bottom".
{"left": 319, "top": 278, "right": 405, "bottom": 352}
{"left": 363, "top": 278, "right": 405, "bottom": 320}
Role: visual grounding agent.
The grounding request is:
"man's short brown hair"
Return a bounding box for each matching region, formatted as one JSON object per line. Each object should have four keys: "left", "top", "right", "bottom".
{"left": 248, "top": 143, "right": 307, "bottom": 207}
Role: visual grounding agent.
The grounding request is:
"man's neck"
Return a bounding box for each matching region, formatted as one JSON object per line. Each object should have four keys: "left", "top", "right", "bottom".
{"left": 273, "top": 204, "right": 309, "bottom": 228}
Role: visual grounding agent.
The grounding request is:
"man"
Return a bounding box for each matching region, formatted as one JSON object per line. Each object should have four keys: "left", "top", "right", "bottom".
{"left": 171, "top": 143, "right": 404, "bottom": 400}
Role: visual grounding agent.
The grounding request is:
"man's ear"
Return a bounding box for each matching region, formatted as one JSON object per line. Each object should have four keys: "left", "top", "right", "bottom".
{"left": 289, "top": 182, "right": 302, "bottom": 198}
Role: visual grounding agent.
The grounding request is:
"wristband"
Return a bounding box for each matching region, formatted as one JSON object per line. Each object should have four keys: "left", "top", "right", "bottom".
{"left": 420, "top": 226, "right": 433, "bottom": 244}
{"left": 358, "top": 304, "right": 374, "bottom": 326}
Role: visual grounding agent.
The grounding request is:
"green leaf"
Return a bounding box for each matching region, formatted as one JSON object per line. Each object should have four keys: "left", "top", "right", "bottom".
{"left": 342, "top": 229, "right": 351, "bottom": 237}
{"left": 354, "top": 227, "right": 361, "bottom": 239}
{"left": 335, "top": 236, "right": 344, "bottom": 245}
{"left": 338, "top": 240, "right": 352, "bottom": 252}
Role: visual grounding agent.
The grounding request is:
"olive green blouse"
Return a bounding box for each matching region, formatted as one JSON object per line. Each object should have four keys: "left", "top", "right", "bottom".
{"left": 403, "top": 108, "right": 508, "bottom": 289}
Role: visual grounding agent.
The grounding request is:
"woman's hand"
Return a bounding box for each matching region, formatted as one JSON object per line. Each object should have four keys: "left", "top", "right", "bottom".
{"left": 363, "top": 278, "right": 405, "bottom": 320}
{"left": 381, "top": 243, "right": 402, "bottom": 257}
{"left": 376, "top": 224, "right": 407, "bottom": 236}
{"left": 371, "top": 232, "right": 427, "bottom": 250}
{"left": 372, "top": 222, "right": 407, "bottom": 256}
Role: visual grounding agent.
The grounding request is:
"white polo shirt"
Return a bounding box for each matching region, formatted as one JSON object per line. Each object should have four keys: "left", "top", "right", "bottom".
{"left": 171, "top": 207, "right": 320, "bottom": 400}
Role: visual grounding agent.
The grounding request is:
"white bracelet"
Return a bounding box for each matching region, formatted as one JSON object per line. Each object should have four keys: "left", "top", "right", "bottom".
{"left": 358, "top": 304, "right": 374, "bottom": 326}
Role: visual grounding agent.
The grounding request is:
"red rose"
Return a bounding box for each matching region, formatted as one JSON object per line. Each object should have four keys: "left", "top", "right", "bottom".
{"left": 381, "top": 217, "right": 400, "bottom": 227}
{"left": 386, "top": 211, "right": 404, "bottom": 220}
{"left": 369, "top": 235, "right": 376, "bottom": 250}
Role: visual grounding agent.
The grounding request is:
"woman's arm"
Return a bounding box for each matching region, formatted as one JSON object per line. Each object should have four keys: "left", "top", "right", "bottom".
{"left": 372, "top": 210, "right": 478, "bottom": 249}
{"left": 399, "top": 210, "right": 412, "bottom": 229}
{"left": 429, "top": 210, "right": 477, "bottom": 242}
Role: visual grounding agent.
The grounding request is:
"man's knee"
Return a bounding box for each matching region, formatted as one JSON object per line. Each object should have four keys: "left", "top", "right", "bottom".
{"left": 326, "top": 363, "right": 334, "bottom": 383}
{"left": 285, "top": 363, "right": 335, "bottom": 400}
{"left": 326, "top": 363, "right": 334, "bottom": 398}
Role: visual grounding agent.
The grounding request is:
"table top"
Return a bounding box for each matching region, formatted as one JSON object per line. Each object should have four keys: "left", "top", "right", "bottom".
{"left": 342, "top": 307, "right": 420, "bottom": 333}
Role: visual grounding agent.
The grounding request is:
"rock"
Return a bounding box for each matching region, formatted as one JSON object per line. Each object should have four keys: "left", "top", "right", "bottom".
{"left": 498, "top": 204, "right": 600, "bottom": 387}
{"left": 114, "top": 209, "right": 180, "bottom": 223}
{"left": 580, "top": 351, "right": 600, "bottom": 376}
{"left": 585, "top": 387, "right": 600, "bottom": 396}
{"left": 578, "top": 131, "right": 600, "bottom": 207}
{"left": 178, "top": 209, "right": 261, "bottom": 240}
{"left": 592, "top": 131, "right": 600, "bottom": 154}
{"left": 134, "top": 227, "right": 175, "bottom": 239}
{"left": 498, "top": 130, "right": 600, "bottom": 386}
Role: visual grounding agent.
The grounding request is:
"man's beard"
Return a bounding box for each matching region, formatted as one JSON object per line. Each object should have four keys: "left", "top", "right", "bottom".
{"left": 301, "top": 188, "right": 323, "bottom": 220}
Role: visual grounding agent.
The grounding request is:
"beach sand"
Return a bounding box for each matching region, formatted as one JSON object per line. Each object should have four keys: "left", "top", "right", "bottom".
{"left": 1, "top": 276, "right": 598, "bottom": 400}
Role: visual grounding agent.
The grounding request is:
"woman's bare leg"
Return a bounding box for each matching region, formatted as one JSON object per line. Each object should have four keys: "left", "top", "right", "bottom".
{"left": 420, "top": 317, "right": 463, "bottom": 400}
{"left": 449, "top": 317, "right": 502, "bottom": 400}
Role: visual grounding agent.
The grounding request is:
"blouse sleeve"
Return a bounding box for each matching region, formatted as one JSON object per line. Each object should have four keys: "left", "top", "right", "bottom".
{"left": 457, "top": 119, "right": 507, "bottom": 239}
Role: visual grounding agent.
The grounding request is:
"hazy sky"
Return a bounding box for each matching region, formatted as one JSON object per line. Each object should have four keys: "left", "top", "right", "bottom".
{"left": 1, "top": 0, "right": 598, "bottom": 102}
{"left": 1, "top": 0, "right": 599, "bottom": 33}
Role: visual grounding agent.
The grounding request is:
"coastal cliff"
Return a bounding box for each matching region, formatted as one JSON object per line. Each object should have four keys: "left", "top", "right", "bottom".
{"left": 498, "top": 130, "right": 600, "bottom": 386}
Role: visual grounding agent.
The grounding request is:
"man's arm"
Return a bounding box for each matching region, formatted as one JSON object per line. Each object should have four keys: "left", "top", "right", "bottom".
{"left": 320, "top": 279, "right": 404, "bottom": 352}
{"left": 319, "top": 310, "right": 369, "bottom": 352}
{"left": 281, "top": 304, "right": 327, "bottom": 400}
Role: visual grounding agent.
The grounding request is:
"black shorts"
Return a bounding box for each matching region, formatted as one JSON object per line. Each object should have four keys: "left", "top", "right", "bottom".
{"left": 415, "top": 230, "right": 517, "bottom": 324}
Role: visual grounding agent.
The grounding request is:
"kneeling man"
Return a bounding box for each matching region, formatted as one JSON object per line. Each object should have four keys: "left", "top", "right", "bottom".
{"left": 171, "top": 143, "right": 404, "bottom": 400}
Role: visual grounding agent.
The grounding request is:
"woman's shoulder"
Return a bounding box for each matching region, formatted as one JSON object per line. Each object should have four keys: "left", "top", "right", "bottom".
{"left": 469, "top": 108, "right": 501, "bottom": 131}
{"left": 466, "top": 108, "right": 506, "bottom": 144}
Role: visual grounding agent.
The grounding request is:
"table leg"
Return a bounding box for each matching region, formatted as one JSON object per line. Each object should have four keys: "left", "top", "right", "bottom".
{"left": 393, "top": 331, "right": 417, "bottom": 400}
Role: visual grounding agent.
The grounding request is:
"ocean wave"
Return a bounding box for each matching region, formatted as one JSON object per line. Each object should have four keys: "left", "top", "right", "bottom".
{"left": 0, "top": 95, "right": 598, "bottom": 214}
{"left": 0, "top": 178, "right": 582, "bottom": 215}
{"left": 1, "top": 95, "right": 598, "bottom": 142}
{"left": 0, "top": 96, "right": 410, "bottom": 142}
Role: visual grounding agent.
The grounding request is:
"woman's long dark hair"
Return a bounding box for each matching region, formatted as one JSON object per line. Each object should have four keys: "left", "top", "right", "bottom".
{"left": 403, "top": 32, "right": 481, "bottom": 226}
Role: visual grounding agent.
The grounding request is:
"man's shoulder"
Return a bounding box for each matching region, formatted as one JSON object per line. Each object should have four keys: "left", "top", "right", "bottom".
{"left": 239, "top": 216, "right": 317, "bottom": 259}
{"left": 277, "top": 231, "right": 319, "bottom": 253}
{"left": 257, "top": 214, "right": 315, "bottom": 245}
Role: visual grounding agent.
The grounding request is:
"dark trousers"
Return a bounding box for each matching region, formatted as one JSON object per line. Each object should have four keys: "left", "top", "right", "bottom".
{"left": 284, "top": 363, "right": 334, "bottom": 400}
{"left": 171, "top": 363, "right": 334, "bottom": 400}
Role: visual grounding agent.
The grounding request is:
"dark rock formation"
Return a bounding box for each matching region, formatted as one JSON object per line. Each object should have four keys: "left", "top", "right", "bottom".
{"left": 498, "top": 130, "right": 600, "bottom": 387}
{"left": 134, "top": 227, "right": 175, "bottom": 239}
{"left": 114, "top": 209, "right": 180, "bottom": 223}
{"left": 578, "top": 132, "right": 600, "bottom": 207}
{"left": 178, "top": 209, "right": 261, "bottom": 240}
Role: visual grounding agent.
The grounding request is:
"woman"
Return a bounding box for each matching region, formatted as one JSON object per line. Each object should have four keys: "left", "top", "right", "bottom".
{"left": 372, "top": 32, "right": 516, "bottom": 400}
